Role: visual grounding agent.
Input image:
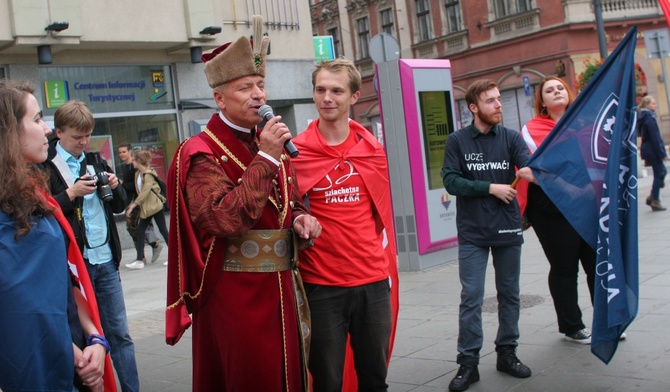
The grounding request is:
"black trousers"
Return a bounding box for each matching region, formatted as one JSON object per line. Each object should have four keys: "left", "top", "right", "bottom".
{"left": 304, "top": 280, "right": 392, "bottom": 392}
{"left": 526, "top": 184, "right": 596, "bottom": 335}
{"left": 126, "top": 206, "right": 157, "bottom": 247}
{"left": 135, "top": 211, "right": 169, "bottom": 260}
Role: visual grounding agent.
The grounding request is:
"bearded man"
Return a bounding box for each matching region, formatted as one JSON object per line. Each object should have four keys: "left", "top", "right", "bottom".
{"left": 441, "top": 79, "right": 532, "bottom": 391}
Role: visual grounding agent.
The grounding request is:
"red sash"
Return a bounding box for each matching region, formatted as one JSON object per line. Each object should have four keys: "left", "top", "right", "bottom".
{"left": 518, "top": 117, "right": 555, "bottom": 214}
{"left": 47, "top": 195, "right": 117, "bottom": 392}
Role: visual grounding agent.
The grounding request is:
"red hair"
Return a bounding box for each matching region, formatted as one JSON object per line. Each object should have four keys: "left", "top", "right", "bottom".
{"left": 533, "top": 77, "right": 576, "bottom": 118}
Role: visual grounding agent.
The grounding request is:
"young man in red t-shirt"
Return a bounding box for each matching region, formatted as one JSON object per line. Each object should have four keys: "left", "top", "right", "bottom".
{"left": 292, "top": 58, "right": 399, "bottom": 392}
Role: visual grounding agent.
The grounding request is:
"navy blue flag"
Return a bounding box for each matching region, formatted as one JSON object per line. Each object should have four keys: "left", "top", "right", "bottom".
{"left": 526, "top": 26, "right": 639, "bottom": 364}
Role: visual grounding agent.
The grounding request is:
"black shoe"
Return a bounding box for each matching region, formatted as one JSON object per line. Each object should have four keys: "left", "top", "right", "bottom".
{"left": 651, "top": 199, "right": 667, "bottom": 211}
{"left": 496, "top": 346, "right": 531, "bottom": 378}
{"left": 448, "top": 365, "right": 479, "bottom": 391}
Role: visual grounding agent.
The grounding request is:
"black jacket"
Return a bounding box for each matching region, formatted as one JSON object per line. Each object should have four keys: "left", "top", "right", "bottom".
{"left": 41, "top": 138, "right": 128, "bottom": 269}
{"left": 119, "top": 161, "right": 138, "bottom": 201}
{"left": 638, "top": 109, "right": 668, "bottom": 162}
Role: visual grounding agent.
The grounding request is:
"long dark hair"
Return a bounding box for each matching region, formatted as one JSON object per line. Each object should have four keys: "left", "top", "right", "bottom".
{"left": 0, "top": 80, "right": 53, "bottom": 237}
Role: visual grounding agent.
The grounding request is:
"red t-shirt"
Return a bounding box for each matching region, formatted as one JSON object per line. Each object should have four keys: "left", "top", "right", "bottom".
{"left": 300, "top": 130, "right": 388, "bottom": 287}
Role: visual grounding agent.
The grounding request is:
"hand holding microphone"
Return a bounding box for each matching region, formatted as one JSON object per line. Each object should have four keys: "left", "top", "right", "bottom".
{"left": 258, "top": 105, "right": 299, "bottom": 158}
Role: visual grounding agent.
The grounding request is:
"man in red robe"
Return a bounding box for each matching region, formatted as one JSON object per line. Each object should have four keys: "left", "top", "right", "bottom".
{"left": 291, "top": 58, "right": 399, "bottom": 391}
{"left": 165, "top": 15, "right": 321, "bottom": 391}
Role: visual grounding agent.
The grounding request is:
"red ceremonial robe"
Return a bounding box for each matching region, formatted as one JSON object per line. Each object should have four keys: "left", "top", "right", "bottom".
{"left": 292, "top": 119, "right": 400, "bottom": 391}
{"left": 518, "top": 116, "right": 556, "bottom": 214}
{"left": 165, "top": 114, "right": 309, "bottom": 391}
{"left": 47, "top": 195, "right": 117, "bottom": 392}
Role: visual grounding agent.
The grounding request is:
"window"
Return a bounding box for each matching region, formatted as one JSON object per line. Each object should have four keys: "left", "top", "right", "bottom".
{"left": 381, "top": 8, "right": 395, "bottom": 37}
{"left": 327, "top": 27, "right": 341, "bottom": 58}
{"left": 494, "top": 0, "right": 512, "bottom": 18}
{"left": 444, "top": 0, "right": 462, "bottom": 33}
{"left": 517, "top": 0, "right": 532, "bottom": 12}
{"left": 494, "top": 0, "right": 531, "bottom": 18}
{"left": 357, "top": 17, "right": 370, "bottom": 59}
{"left": 416, "top": 0, "right": 432, "bottom": 42}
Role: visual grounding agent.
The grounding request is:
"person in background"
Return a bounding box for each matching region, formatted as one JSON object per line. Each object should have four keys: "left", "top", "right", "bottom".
{"left": 637, "top": 95, "right": 668, "bottom": 211}
{"left": 291, "top": 58, "right": 399, "bottom": 392}
{"left": 124, "top": 150, "right": 169, "bottom": 269}
{"left": 117, "top": 142, "right": 163, "bottom": 261}
{"left": 518, "top": 77, "right": 596, "bottom": 344}
{"left": 165, "top": 15, "right": 321, "bottom": 391}
{"left": 41, "top": 100, "right": 139, "bottom": 392}
{"left": 0, "top": 81, "right": 115, "bottom": 392}
{"left": 441, "top": 79, "right": 531, "bottom": 391}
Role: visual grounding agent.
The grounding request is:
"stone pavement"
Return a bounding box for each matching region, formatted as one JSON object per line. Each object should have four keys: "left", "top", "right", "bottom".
{"left": 115, "top": 171, "right": 670, "bottom": 391}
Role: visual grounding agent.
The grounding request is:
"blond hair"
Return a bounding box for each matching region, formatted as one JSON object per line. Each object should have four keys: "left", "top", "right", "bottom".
{"left": 54, "top": 100, "right": 94, "bottom": 132}
{"left": 132, "top": 150, "right": 152, "bottom": 166}
{"left": 637, "top": 95, "right": 654, "bottom": 110}
{"left": 311, "top": 58, "right": 361, "bottom": 94}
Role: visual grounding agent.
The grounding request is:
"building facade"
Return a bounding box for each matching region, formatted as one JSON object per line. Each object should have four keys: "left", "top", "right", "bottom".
{"left": 1, "top": 0, "right": 319, "bottom": 177}
{"left": 310, "top": 0, "right": 669, "bottom": 142}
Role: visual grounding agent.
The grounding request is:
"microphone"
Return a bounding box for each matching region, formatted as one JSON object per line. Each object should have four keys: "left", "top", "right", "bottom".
{"left": 258, "top": 104, "right": 299, "bottom": 158}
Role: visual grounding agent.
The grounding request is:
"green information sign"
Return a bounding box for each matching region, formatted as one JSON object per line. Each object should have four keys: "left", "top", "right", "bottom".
{"left": 39, "top": 65, "right": 175, "bottom": 115}
{"left": 313, "top": 36, "right": 335, "bottom": 62}
{"left": 44, "top": 80, "right": 69, "bottom": 109}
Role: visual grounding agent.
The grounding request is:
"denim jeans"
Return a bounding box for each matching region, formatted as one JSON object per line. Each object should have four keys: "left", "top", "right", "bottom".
{"left": 456, "top": 244, "right": 521, "bottom": 366}
{"left": 650, "top": 158, "right": 667, "bottom": 200}
{"left": 305, "top": 279, "right": 392, "bottom": 392}
{"left": 85, "top": 260, "right": 139, "bottom": 392}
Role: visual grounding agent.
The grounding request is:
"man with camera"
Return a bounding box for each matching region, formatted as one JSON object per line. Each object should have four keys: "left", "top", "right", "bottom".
{"left": 42, "top": 100, "right": 139, "bottom": 392}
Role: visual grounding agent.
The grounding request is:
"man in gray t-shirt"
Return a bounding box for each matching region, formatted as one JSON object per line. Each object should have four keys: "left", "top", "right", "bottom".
{"left": 441, "top": 79, "right": 531, "bottom": 392}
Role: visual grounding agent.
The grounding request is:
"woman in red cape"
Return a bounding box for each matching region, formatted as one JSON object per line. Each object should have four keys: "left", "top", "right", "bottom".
{"left": 518, "top": 77, "right": 597, "bottom": 345}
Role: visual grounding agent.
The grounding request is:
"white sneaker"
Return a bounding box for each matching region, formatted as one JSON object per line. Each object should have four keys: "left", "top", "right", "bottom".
{"left": 619, "top": 332, "right": 627, "bottom": 340}
{"left": 125, "top": 260, "right": 145, "bottom": 270}
{"left": 163, "top": 261, "right": 168, "bottom": 266}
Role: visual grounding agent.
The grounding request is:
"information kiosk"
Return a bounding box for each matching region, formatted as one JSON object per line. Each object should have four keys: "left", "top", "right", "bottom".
{"left": 372, "top": 34, "right": 459, "bottom": 271}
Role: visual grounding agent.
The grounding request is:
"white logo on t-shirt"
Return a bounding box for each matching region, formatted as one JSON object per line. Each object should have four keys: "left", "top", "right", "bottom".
{"left": 313, "top": 161, "right": 361, "bottom": 204}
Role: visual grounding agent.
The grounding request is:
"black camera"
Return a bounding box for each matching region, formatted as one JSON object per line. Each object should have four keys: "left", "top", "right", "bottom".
{"left": 79, "top": 172, "right": 113, "bottom": 202}
{"left": 93, "top": 172, "right": 114, "bottom": 202}
{"left": 84, "top": 152, "right": 114, "bottom": 202}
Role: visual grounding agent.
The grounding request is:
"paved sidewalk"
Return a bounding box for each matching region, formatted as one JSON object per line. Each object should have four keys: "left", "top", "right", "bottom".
{"left": 116, "top": 172, "right": 670, "bottom": 391}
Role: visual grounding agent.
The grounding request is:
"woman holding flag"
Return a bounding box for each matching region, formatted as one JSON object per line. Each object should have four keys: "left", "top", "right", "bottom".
{"left": 0, "top": 81, "right": 116, "bottom": 391}
{"left": 517, "top": 77, "right": 597, "bottom": 345}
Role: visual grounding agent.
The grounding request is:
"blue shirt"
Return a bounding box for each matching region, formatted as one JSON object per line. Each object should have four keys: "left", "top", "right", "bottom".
{"left": 56, "top": 142, "right": 113, "bottom": 264}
